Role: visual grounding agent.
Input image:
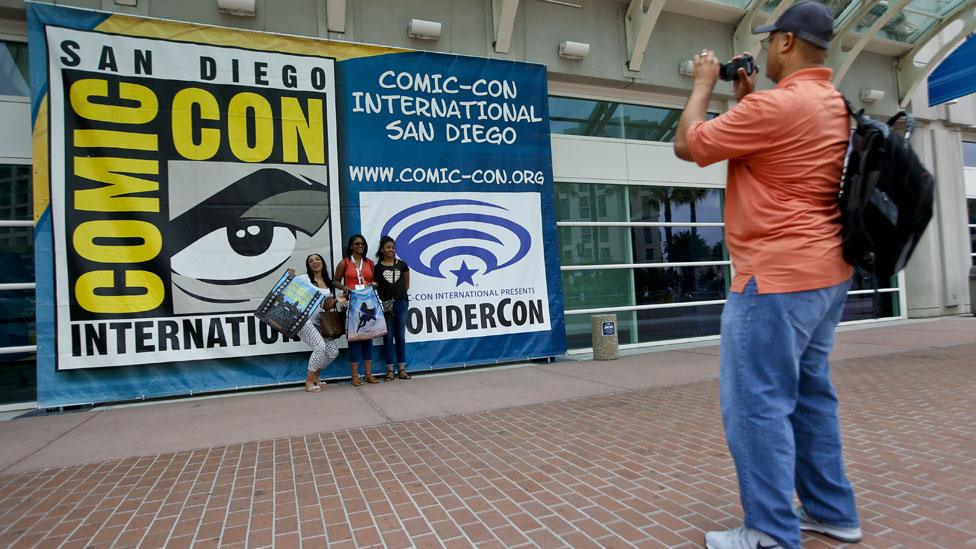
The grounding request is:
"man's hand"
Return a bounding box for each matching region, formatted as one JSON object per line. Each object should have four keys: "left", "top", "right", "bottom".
{"left": 732, "top": 51, "right": 758, "bottom": 101}
{"left": 693, "top": 49, "right": 720, "bottom": 91}
{"left": 675, "top": 48, "right": 719, "bottom": 161}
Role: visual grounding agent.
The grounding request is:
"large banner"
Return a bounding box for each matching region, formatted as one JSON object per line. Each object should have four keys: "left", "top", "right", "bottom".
{"left": 29, "top": 4, "right": 564, "bottom": 406}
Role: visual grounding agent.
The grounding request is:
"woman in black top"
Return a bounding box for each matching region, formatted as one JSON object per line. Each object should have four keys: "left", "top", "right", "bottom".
{"left": 374, "top": 236, "right": 411, "bottom": 380}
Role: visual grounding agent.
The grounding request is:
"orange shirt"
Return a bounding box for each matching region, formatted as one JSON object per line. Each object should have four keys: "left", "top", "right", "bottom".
{"left": 687, "top": 67, "right": 853, "bottom": 294}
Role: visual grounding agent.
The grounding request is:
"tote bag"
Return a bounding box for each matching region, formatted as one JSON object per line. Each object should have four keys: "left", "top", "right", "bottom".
{"left": 346, "top": 287, "right": 387, "bottom": 341}
{"left": 318, "top": 309, "right": 346, "bottom": 339}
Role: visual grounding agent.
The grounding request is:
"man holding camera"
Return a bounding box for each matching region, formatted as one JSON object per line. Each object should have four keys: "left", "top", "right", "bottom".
{"left": 674, "top": 2, "right": 861, "bottom": 548}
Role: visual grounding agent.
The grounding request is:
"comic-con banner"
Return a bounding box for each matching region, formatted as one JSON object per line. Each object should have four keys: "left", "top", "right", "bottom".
{"left": 341, "top": 49, "right": 565, "bottom": 368}
{"left": 30, "top": 3, "right": 564, "bottom": 404}
{"left": 41, "top": 23, "right": 341, "bottom": 369}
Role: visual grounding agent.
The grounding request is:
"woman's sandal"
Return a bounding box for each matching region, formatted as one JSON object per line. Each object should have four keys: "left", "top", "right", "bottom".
{"left": 383, "top": 371, "right": 395, "bottom": 382}
{"left": 397, "top": 370, "right": 412, "bottom": 380}
{"left": 364, "top": 375, "right": 380, "bottom": 384}
{"left": 350, "top": 376, "right": 363, "bottom": 387}
{"left": 304, "top": 383, "right": 321, "bottom": 393}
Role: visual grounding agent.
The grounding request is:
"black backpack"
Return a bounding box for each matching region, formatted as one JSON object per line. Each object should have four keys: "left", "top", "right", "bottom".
{"left": 838, "top": 101, "right": 934, "bottom": 283}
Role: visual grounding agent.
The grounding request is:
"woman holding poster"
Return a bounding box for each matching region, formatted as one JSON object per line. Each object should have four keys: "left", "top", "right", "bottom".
{"left": 333, "top": 235, "right": 379, "bottom": 385}
{"left": 296, "top": 254, "right": 340, "bottom": 393}
{"left": 375, "top": 236, "right": 411, "bottom": 381}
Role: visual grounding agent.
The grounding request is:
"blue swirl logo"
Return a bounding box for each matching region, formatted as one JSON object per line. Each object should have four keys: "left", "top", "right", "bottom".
{"left": 380, "top": 199, "right": 532, "bottom": 287}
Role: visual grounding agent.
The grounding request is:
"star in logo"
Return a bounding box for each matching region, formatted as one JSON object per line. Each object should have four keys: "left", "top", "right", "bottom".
{"left": 450, "top": 261, "right": 478, "bottom": 287}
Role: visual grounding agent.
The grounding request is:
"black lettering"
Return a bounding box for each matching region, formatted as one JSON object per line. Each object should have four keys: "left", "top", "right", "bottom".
{"left": 464, "top": 304, "right": 477, "bottom": 330}
{"left": 183, "top": 318, "right": 204, "bottom": 349}
{"left": 529, "top": 299, "right": 544, "bottom": 324}
{"left": 425, "top": 306, "right": 443, "bottom": 333}
{"left": 134, "top": 49, "right": 152, "bottom": 75}
{"left": 207, "top": 317, "right": 227, "bottom": 348}
{"left": 71, "top": 324, "right": 81, "bottom": 356}
{"left": 134, "top": 321, "right": 154, "bottom": 352}
{"left": 513, "top": 301, "right": 527, "bottom": 325}
{"left": 446, "top": 306, "right": 462, "bottom": 331}
{"left": 282, "top": 65, "right": 297, "bottom": 88}
{"left": 97, "top": 45, "right": 118, "bottom": 72}
{"left": 311, "top": 67, "right": 327, "bottom": 90}
{"left": 254, "top": 62, "right": 268, "bottom": 85}
{"left": 479, "top": 303, "right": 496, "bottom": 328}
{"left": 259, "top": 321, "right": 278, "bottom": 344}
{"left": 231, "top": 58, "right": 240, "bottom": 82}
{"left": 158, "top": 320, "right": 179, "bottom": 351}
{"left": 200, "top": 56, "right": 217, "bottom": 80}
{"left": 226, "top": 316, "right": 245, "bottom": 346}
{"left": 108, "top": 321, "right": 130, "bottom": 353}
{"left": 246, "top": 315, "right": 257, "bottom": 345}
{"left": 497, "top": 298, "right": 512, "bottom": 327}
{"left": 407, "top": 308, "right": 422, "bottom": 334}
{"left": 60, "top": 40, "right": 81, "bottom": 67}
{"left": 84, "top": 323, "right": 107, "bottom": 356}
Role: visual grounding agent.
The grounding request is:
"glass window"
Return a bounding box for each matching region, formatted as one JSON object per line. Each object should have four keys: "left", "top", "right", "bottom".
{"left": 964, "top": 142, "right": 976, "bottom": 168}
{"left": 555, "top": 182, "right": 628, "bottom": 222}
{"left": 548, "top": 96, "right": 623, "bottom": 139}
{"left": 621, "top": 104, "right": 682, "bottom": 142}
{"left": 632, "top": 226, "right": 725, "bottom": 263}
{"left": 634, "top": 265, "right": 729, "bottom": 305}
{"left": 0, "top": 289, "right": 36, "bottom": 404}
{"left": 561, "top": 270, "right": 634, "bottom": 311}
{"left": 564, "top": 312, "right": 637, "bottom": 349}
{"left": 629, "top": 186, "right": 724, "bottom": 223}
{"left": 0, "top": 165, "right": 33, "bottom": 284}
{"left": 968, "top": 199, "right": 976, "bottom": 265}
{"left": 559, "top": 227, "right": 632, "bottom": 266}
{"left": 849, "top": 266, "right": 897, "bottom": 292}
{"left": 0, "top": 227, "right": 35, "bottom": 284}
{"left": 842, "top": 292, "right": 899, "bottom": 321}
{"left": 0, "top": 41, "right": 29, "bottom": 97}
{"left": 635, "top": 304, "right": 723, "bottom": 343}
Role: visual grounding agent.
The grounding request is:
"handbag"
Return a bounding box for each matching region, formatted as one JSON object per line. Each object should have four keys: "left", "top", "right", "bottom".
{"left": 319, "top": 308, "right": 346, "bottom": 339}
{"left": 381, "top": 299, "right": 394, "bottom": 313}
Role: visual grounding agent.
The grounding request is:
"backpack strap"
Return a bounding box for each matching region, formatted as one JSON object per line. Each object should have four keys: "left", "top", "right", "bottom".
{"left": 886, "top": 111, "right": 915, "bottom": 140}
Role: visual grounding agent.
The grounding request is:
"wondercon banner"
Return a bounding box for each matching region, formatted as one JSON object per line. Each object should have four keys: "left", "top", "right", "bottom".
{"left": 29, "top": 3, "right": 564, "bottom": 407}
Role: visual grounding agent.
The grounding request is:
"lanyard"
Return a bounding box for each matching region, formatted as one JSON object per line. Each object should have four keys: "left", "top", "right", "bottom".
{"left": 351, "top": 257, "right": 365, "bottom": 286}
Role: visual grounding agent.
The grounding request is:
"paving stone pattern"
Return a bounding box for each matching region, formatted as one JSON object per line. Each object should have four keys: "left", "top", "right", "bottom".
{"left": 0, "top": 344, "right": 973, "bottom": 548}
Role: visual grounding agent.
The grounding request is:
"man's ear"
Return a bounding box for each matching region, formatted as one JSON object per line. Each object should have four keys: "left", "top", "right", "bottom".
{"left": 780, "top": 31, "right": 796, "bottom": 53}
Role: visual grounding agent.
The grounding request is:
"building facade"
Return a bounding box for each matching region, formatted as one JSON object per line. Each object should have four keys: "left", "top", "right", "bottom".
{"left": 1, "top": 0, "right": 974, "bottom": 407}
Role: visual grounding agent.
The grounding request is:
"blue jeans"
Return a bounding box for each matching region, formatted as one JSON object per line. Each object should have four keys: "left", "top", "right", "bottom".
{"left": 383, "top": 299, "right": 408, "bottom": 367}
{"left": 347, "top": 339, "right": 372, "bottom": 364}
{"left": 719, "top": 278, "right": 858, "bottom": 549}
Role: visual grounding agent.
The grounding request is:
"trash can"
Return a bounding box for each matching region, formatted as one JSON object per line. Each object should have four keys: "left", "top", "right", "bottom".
{"left": 591, "top": 314, "right": 618, "bottom": 360}
{"left": 970, "top": 265, "right": 976, "bottom": 317}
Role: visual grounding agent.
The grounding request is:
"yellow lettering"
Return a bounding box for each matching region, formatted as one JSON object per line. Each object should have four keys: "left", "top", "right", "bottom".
{"left": 172, "top": 88, "right": 221, "bottom": 161}
{"left": 74, "top": 157, "right": 159, "bottom": 213}
{"left": 69, "top": 79, "right": 157, "bottom": 124}
{"left": 281, "top": 97, "right": 324, "bottom": 164}
{"left": 75, "top": 270, "right": 164, "bottom": 313}
{"left": 227, "top": 92, "right": 273, "bottom": 163}
{"left": 73, "top": 220, "right": 162, "bottom": 264}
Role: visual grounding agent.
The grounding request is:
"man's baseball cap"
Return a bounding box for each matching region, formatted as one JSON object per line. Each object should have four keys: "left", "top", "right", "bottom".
{"left": 754, "top": 1, "right": 834, "bottom": 49}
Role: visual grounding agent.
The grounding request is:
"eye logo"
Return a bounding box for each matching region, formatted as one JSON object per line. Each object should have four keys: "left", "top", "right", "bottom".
{"left": 380, "top": 199, "right": 531, "bottom": 287}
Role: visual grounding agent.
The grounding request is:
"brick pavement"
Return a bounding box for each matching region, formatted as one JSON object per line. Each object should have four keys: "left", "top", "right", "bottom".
{"left": 0, "top": 343, "right": 973, "bottom": 548}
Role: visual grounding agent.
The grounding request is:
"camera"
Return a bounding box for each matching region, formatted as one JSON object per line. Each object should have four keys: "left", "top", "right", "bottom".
{"left": 719, "top": 54, "right": 757, "bottom": 82}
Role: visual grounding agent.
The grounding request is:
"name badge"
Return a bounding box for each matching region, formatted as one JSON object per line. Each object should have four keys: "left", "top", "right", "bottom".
{"left": 355, "top": 284, "right": 365, "bottom": 290}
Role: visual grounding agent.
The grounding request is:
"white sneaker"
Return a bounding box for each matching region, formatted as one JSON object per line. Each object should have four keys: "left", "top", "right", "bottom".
{"left": 704, "top": 526, "right": 781, "bottom": 549}
{"left": 795, "top": 505, "right": 862, "bottom": 543}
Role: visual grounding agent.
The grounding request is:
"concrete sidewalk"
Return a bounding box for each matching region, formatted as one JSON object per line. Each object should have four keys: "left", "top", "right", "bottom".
{"left": 1, "top": 316, "right": 973, "bottom": 476}
{"left": 0, "top": 316, "right": 974, "bottom": 548}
